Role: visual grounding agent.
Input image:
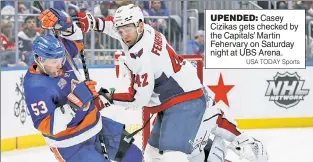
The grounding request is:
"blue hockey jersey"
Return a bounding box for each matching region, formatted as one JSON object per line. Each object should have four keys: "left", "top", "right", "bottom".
{"left": 24, "top": 36, "right": 102, "bottom": 148}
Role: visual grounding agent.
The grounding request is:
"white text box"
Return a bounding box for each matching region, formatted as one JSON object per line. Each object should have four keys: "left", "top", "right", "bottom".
{"left": 205, "top": 10, "right": 306, "bottom": 69}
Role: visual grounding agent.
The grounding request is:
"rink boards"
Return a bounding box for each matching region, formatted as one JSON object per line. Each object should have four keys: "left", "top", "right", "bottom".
{"left": 1, "top": 67, "right": 313, "bottom": 152}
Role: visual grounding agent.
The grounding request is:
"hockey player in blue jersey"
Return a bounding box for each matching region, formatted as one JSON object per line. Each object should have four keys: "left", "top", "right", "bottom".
{"left": 23, "top": 8, "right": 142, "bottom": 162}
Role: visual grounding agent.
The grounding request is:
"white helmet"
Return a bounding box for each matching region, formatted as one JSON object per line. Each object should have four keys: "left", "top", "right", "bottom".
{"left": 113, "top": 4, "right": 144, "bottom": 28}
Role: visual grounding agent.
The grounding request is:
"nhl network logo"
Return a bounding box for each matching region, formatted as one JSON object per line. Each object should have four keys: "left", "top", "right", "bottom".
{"left": 265, "top": 72, "right": 310, "bottom": 109}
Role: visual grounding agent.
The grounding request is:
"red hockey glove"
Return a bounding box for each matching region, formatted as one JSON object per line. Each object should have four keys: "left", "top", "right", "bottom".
{"left": 72, "top": 12, "right": 96, "bottom": 33}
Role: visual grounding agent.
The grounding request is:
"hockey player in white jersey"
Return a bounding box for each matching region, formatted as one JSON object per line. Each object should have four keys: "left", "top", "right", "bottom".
{"left": 74, "top": 4, "right": 268, "bottom": 162}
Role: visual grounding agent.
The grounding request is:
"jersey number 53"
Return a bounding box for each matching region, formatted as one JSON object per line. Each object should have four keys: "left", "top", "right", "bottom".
{"left": 31, "top": 101, "right": 48, "bottom": 116}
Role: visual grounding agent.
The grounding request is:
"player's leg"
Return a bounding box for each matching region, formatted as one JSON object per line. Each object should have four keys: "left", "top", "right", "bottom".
{"left": 120, "top": 143, "right": 142, "bottom": 162}
{"left": 51, "top": 136, "right": 110, "bottom": 162}
{"left": 67, "top": 144, "right": 111, "bottom": 162}
{"left": 144, "top": 114, "right": 163, "bottom": 162}
{"left": 97, "top": 116, "right": 143, "bottom": 162}
{"left": 159, "top": 96, "right": 207, "bottom": 162}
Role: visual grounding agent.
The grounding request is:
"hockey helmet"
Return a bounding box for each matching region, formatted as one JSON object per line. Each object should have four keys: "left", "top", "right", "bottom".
{"left": 33, "top": 34, "right": 66, "bottom": 65}
{"left": 113, "top": 4, "right": 144, "bottom": 28}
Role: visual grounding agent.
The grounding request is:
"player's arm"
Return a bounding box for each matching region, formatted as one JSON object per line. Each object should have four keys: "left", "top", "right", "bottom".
{"left": 25, "top": 79, "right": 98, "bottom": 136}
{"left": 59, "top": 22, "right": 84, "bottom": 58}
{"left": 38, "top": 8, "right": 84, "bottom": 58}
{"left": 112, "top": 55, "right": 154, "bottom": 108}
{"left": 74, "top": 12, "right": 121, "bottom": 40}
{"left": 25, "top": 86, "right": 76, "bottom": 136}
{"left": 66, "top": 80, "right": 99, "bottom": 127}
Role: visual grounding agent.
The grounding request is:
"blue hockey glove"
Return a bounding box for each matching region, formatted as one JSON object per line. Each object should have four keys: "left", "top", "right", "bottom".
{"left": 67, "top": 81, "right": 93, "bottom": 111}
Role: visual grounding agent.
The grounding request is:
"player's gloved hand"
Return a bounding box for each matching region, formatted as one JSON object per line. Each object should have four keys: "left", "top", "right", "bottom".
{"left": 228, "top": 133, "right": 268, "bottom": 162}
{"left": 67, "top": 81, "right": 95, "bottom": 111}
{"left": 94, "top": 88, "right": 115, "bottom": 111}
{"left": 72, "top": 12, "right": 96, "bottom": 33}
{"left": 38, "top": 8, "right": 72, "bottom": 31}
{"left": 85, "top": 80, "right": 99, "bottom": 97}
{"left": 98, "top": 87, "right": 114, "bottom": 104}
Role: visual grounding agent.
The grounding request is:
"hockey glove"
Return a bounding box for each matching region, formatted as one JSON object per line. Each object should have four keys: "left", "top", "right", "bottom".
{"left": 67, "top": 81, "right": 96, "bottom": 111}
{"left": 72, "top": 12, "right": 96, "bottom": 33}
{"left": 98, "top": 87, "right": 114, "bottom": 104}
{"left": 94, "top": 95, "right": 113, "bottom": 111}
{"left": 85, "top": 80, "right": 99, "bottom": 97}
{"left": 38, "top": 8, "right": 72, "bottom": 31}
{"left": 94, "top": 88, "right": 115, "bottom": 111}
{"left": 228, "top": 133, "right": 268, "bottom": 162}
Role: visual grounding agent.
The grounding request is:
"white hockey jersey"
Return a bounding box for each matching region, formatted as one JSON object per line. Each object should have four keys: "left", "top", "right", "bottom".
{"left": 98, "top": 17, "right": 203, "bottom": 113}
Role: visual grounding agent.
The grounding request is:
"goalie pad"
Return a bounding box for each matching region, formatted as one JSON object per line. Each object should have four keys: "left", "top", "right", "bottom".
{"left": 207, "top": 136, "right": 227, "bottom": 162}
{"left": 190, "top": 99, "right": 241, "bottom": 160}
{"left": 200, "top": 87, "right": 241, "bottom": 142}
{"left": 210, "top": 101, "right": 241, "bottom": 142}
{"left": 188, "top": 95, "right": 218, "bottom": 159}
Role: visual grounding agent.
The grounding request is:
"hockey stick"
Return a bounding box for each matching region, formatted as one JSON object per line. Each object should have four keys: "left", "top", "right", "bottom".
{"left": 34, "top": 1, "right": 90, "bottom": 81}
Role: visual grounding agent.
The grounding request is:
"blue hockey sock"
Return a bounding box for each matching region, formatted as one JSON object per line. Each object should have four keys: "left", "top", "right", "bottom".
{"left": 120, "top": 144, "right": 143, "bottom": 162}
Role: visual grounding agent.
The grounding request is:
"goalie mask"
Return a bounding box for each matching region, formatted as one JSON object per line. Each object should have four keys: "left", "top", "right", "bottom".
{"left": 33, "top": 34, "right": 66, "bottom": 77}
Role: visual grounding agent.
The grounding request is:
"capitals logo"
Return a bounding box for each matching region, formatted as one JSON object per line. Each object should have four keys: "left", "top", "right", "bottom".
{"left": 265, "top": 72, "right": 310, "bottom": 109}
{"left": 130, "top": 48, "right": 143, "bottom": 59}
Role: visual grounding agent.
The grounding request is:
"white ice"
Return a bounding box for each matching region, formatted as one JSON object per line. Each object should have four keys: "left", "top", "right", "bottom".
{"left": 2, "top": 128, "right": 313, "bottom": 162}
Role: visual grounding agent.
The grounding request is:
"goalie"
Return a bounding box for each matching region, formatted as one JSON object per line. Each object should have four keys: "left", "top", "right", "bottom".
{"left": 74, "top": 4, "right": 268, "bottom": 162}
{"left": 187, "top": 86, "right": 268, "bottom": 162}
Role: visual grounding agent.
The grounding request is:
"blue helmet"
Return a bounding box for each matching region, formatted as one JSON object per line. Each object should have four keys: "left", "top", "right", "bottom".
{"left": 33, "top": 34, "right": 65, "bottom": 59}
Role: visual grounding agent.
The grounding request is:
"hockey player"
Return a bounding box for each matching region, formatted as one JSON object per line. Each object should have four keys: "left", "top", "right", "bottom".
{"left": 75, "top": 5, "right": 207, "bottom": 162}
{"left": 23, "top": 8, "right": 142, "bottom": 162}
{"left": 74, "top": 4, "right": 268, "bottom": 162}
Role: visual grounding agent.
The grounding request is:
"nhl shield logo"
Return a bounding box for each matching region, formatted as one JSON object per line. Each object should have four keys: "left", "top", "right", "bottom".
{"left": 265, "top": 72, "right": 310, "bottom": 109}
